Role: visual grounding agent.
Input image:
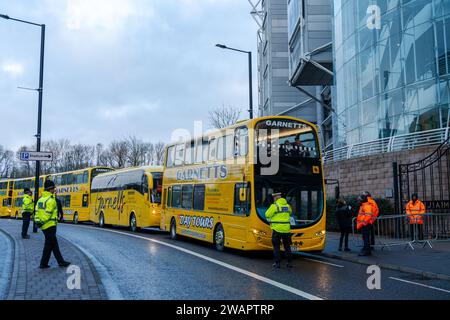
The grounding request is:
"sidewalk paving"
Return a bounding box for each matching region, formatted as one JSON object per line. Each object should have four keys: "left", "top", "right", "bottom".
{"left": 321, "top": 231, "right": 450, "bottom": 280}
{"left": 0, "top": 219, "right": 106, "bottom": 300}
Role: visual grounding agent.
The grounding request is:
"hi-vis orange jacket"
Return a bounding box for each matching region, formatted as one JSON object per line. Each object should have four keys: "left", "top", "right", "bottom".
{"left": 367, "top": 196, "right": 379, "bottom": 223}
{"left": 357, "top": 202, "right": 374, "bottom": 230}
{"left": 406, "top": 200, "right": 426, "bottom": 225}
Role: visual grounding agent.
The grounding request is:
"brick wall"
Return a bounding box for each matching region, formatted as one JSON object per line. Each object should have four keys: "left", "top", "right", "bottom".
{"left": 324, "top": 146, "right": 439, "bottom": 200}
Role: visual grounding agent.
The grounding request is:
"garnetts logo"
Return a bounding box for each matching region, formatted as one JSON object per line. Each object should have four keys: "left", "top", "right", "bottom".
{"left": 176, "top": 165, "right": 228, "bottom": 181}
{"left": 265, "top": 120, "right": 308, "bottom": 129}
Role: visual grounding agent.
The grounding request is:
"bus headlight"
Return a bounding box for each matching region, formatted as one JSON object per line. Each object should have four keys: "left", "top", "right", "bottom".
{"left": 315, "top": 230, "right": 326, "bottom": 237}
{"left": 152, "top": 210, "right": 157, "bottom": 215}
{"left": 252, "top": 229, "right": 267, "bottom": 237}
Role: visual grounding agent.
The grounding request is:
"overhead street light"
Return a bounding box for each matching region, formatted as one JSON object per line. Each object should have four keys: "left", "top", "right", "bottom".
{"left": 1, "top": 13, "right": 46, "bottom": 223}
{"left": 216, "top": 43, "right": 254, "bottom": 120}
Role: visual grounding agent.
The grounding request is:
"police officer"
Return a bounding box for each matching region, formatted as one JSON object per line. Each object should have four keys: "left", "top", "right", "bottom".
{"left": 265, "top": 192, "right": 293, "bottom": 269}
{"left": 21, "top": 188, "right": 34, "bottom": 239}
{"left": 35, "top": 180, "right": 71, "bottom": 269}
{"left": 357, "top": 194, "right": 374, "bottom": 256}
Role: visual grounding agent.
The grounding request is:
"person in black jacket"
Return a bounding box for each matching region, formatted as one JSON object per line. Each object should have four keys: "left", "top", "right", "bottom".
{"left": 335, "top": 198, "right": 353, "bottom": 252}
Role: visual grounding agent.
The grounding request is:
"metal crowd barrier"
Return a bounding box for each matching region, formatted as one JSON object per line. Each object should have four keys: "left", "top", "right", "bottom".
{"left": 351, "top": 213, "right": 450, "bottom": 250}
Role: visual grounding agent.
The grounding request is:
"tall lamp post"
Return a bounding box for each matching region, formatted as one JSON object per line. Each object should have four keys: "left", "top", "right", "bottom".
{"left": 1, "top": 14, "right": 46, "bottom": 212}
{"left": 216, "top": 44, "right": 253, "bottom": 120}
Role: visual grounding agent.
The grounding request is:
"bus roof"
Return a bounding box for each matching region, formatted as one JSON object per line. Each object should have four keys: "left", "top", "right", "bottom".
{"left": 165, "top": 115, "right": 318, "bottom": 147}
{"left": 46, "top": 166, "right": 113, "bottom": 177}
{"left": 94, "top": 166, "right": 163, "bottom": 177}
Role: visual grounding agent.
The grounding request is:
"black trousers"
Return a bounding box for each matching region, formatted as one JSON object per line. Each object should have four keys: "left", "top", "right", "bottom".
{"left": 339, "top": 226, "right": 351, "bottom": 249}
{"left": 272, "top": 231, "right": 292, "bottom": 263}
{"left": 21, "top": 212, "right": 32, "bottom": 238}
{"left": 410, "top": 224, "right": 424, "bottom": 241}
{"left": 370, "top": 224, "right": 375, "bottom": 246}
{"left": 40, "top": 226, "right": 65, "bottom": 266}
{"left": 360, "top": 225, "right": 371, "bottom": 254}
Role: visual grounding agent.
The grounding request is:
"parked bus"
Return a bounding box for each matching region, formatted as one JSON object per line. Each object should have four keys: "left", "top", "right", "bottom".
{"left": 46, "top": 167, "right": 113, "bottom": 223}
{"left": 161, "top": 116, "right": 326, "bottom": 252}
{"left": 10, "top": 177, "right": 44, "bottom": 219}
{"left": 0, "top": 179, "right": 13, "bottom": 218}
{"left": 90, "top": 167, "right": 163, "bottom": 231}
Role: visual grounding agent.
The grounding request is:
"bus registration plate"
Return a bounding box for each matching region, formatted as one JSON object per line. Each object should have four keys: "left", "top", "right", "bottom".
{"left": 290, "top": 245, "right": 299, "bottom": 252}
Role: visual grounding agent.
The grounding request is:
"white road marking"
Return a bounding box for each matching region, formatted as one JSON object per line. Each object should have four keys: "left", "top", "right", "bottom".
{"left": 65, "top": 225, "right": 323, "bottom": 300}
{"left": 302, "top": 257, "right": 344, "bottom": 268}
{"left": 389, "top": 277, "right": 450, "bottom": 294}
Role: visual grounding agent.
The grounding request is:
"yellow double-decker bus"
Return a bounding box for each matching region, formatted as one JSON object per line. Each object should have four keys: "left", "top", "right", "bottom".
{"left": 10, "top": 177, "right": 44, "bottom": 219}
{"left": 0, "top": 179, "right": 13, "bottom": 218}
{"left": 90, "top": 167, "right": 163, "bottom": 231}
{"left": 161, "top": 116, "right": 326, "bottom": 252}
{"left": 46, "top": 167, "right": 113, "bottom": 224}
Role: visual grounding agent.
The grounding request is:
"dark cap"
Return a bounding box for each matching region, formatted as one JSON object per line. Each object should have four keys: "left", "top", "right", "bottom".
{"left": 44, "top": 180, "right": 56, "bottom": 190}
{"left": 24, "top": 188, "right": 32, "bottom": 194}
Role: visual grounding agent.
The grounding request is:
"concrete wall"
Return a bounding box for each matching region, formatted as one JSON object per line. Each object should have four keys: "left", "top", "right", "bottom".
{"left": 324, "top": 145, "right": 439, "bottom": 200}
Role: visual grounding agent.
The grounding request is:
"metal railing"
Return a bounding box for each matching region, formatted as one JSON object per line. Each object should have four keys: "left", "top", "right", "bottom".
{"left": 352, "top": 213, "right": 450, "bottom": 250}
{"left": 324, "top": 127, "right": 450, "bottom": 164}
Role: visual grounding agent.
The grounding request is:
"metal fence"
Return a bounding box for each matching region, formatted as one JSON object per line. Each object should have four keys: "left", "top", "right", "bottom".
{"left": 352, "top": 213, "right": 450, "bottom": 250}
{"left": 324, "top": 127, "right": 450, "bottom": 164}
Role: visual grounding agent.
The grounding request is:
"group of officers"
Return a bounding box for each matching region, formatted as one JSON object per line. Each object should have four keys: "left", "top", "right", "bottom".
{"left": 20, "top": 180, "right": 71, "bottom": 269}
{"left": 264, "top": 190, "right": 427, "bottom": 268}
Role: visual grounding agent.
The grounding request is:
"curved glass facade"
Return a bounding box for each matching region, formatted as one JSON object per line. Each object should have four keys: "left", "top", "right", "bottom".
{"left": 333, "top": 0, "right": 450, "bottom": 146}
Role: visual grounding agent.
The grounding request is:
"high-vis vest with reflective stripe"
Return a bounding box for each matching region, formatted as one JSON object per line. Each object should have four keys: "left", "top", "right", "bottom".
{"left": 406, "top": 200, "right": 426, "bottom": 225}
{"left": 265, "top": 198, "right": 292, "bottom": 234}
{"left": 357, "top": 202, "right": 374, "bottom": 230}
{"left": 22, "top": 194, "right": 34, "bottom": 213}
{"left": 35, "top": 191, "right": 58, "bottom": 230}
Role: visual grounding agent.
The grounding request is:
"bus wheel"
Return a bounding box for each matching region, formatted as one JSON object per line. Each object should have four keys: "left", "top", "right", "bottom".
{"left": 130, "top": 213, "right": 138, "bottom": 232}
{"left": 170, "top": 218, "right": 177, "bottom": 240}
{"left": 98, "top": 213, "right": 105, "bottom": 228}
{"left": 214, "top": 224, "right": 225, "bottom": 252}
{"left": 73, "top": 213, "right": 79, "bottom": 225}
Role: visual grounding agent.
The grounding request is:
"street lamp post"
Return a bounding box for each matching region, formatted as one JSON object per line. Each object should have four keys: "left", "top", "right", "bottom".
{"left": 216, "top": 44, "right": 253, "bottom": 120}
{"left": 1, "top": 14, "right": 46, "bottom": 214}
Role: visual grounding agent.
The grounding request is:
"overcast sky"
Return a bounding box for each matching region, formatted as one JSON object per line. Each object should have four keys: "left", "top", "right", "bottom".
{"left": 0, "top": 0, "right": 258, "bottom": 150}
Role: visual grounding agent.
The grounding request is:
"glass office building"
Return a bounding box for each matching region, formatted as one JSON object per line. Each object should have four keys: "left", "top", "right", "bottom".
{"left": 333, "top": 0, "right": 450, "bottom": 147}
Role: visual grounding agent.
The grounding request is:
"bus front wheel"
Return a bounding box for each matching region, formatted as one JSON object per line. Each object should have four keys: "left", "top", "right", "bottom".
{"left": 98, "top": 213, "right": 105, "bottom": 228}
{"left": 130, "top": 213, "right": 138, "bottom": 232}
{"left": 170, "top": 218, "right": 177, "bottom": 240}
{"left": 214, "top": 224, "right": 225, "bottom": 252}
{"left": 73, "top": 213, "right": 79, "bottom": 225}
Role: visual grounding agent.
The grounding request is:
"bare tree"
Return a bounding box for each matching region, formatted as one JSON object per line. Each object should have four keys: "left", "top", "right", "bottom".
{"left": 126, "top": 136, "right": 147, "bottom": 167}
{"left": 145, "top": 142, "right": 155, "bottom": 166}
{"left": 209, "top": 105, "right": 242, "bottom": 129}
{"left": 154, "top": 142, "right": 165, "bottom": 166}
{"left": 109, "top": 140, "right": 129, "bottom": 169}
{"left": 0, "top": 145, "right": 14, "bottom": 178}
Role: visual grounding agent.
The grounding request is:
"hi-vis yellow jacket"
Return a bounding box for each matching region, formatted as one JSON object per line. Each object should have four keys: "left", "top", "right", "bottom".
{"left": 34, "top": 191, "right": 58, "bottom": 230}
{"left": 22, "top": 194, "right": 34, "bottom": 213}
{"left": 265, "top": 198, "right": 292, "bottom": 234}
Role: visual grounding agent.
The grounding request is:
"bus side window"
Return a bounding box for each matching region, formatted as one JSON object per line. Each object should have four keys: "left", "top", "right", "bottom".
{"left": 193, "top": 185, "right": 205, "bottom": 211}
{"left": 171, "top": 186, "right": 182, "bottom": 208}
{"left": 234, "top": 183, "right": 251, "bottom": 216}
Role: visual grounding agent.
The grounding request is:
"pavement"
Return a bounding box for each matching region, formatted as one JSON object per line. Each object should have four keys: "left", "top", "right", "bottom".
{"left": 321, "top": 231, "right": 450, "bottom": 280}
{"left": 0, "top": 219, "right": 106, "bottom": 300}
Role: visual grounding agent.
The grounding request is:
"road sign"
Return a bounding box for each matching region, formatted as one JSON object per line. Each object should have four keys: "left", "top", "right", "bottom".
{"left": 19, "top": 151, "right": 53, "bottom": 162}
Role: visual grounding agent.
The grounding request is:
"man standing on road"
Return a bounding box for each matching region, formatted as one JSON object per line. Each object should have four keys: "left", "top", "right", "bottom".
{"left": 21, "top": 188, "right": 34, "bottom": 239}
{"left": 406, "top": 193, "right": 426, "bottom": 241}
{"left": 365, "top": 191, "right": 379, "bottom": 249}
{"left": 265, "top": 192, "right": 293, "bottom": 269}
{"left": 357, "top": 194, "right": 374, "bottom": 256}
{"left": 34, "top": 180, "right": 71, "bottom": 269}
